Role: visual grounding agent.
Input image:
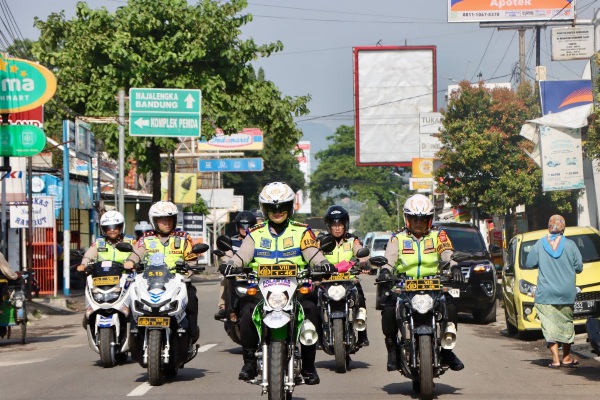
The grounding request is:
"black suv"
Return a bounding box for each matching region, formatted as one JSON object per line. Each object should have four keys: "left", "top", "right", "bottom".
{"left": 433, "top": 222, "right": 498, "bottom": 324}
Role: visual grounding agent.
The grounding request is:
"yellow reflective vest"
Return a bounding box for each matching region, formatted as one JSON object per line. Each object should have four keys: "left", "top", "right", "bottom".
{"left": 143, "top": 233, "right": 190, "bottom": 272}
{"left": 95, "top": 236, "right": 134, "bottom": 264}
{"left": 393, "top": 230, "right": 452, "bottom": 278}
{"left": 249, "top": 221, "right": 308, "bottom": 269}
{"left": 323, "top": 237, "right": 355, "bottom": 264}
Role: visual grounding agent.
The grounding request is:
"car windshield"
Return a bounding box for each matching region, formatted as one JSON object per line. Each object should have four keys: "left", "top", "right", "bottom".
{"left": 372, "top": 239, "right": 388, "bottom": 251}
{"left": 519, "top": 233, "right": 600, "bottom": 268}
{"left": 440, "top": 227, "right": 486, "bottom": 253}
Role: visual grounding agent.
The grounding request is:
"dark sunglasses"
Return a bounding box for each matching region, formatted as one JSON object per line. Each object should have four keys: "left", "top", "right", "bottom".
{"left": 407, "top": 215, "right": 431, "bottom": 223}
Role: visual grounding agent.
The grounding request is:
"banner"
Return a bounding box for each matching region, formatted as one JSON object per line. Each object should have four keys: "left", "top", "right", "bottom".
{"left": 540, "top": 126, "right": 584, "bottom": 191}
{"left": 161, "top": 172, "right": 197, "bottom": 204}
{"left": 448, "top": 0, "right": 574, "bottom": 23}
{"left": 539, "top": 80, "right": 592, "bottom": 115}
{"left": 0, "top": 157, "right": 26, "bottom": 203}
{"left": 10, "top": 196, "right": 55, "bottom": 228}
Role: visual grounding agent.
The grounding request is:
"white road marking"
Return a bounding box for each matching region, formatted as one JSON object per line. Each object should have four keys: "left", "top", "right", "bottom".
{"left": 0, "top": 358, "right": 50, "bottom": 367}
{"left": 127, "top": 382, "right": 152, "bottom": 397}
{"left": 198, "top": 343, "right": 216, "bottom": 352}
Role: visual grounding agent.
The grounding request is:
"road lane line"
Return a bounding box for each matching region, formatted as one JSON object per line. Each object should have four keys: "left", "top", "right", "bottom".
{"left": 198, "top": 343, "right": 216, "bottom": 352}
{"left": 127, "top": 382, "right": 152, "bottom": 397}
{"left": 0, "top": 358, "right": 49, "bottom": 367}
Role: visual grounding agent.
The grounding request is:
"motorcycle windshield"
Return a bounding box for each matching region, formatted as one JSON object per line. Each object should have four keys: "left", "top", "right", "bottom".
{"left": 91, "top": 261, "right": 123, "bottom": 277}
{"left": 142, "top": 264, "right": 174, "bottom": 290}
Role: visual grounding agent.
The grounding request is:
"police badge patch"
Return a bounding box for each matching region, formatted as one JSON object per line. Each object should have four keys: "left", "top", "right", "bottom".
{"left": 343, "top": 242, "right": 351, "bottom": 251}
{"left": 402, "top": 240, "right": 414, "bottom": 254}
{"left": 424, "top": 238, "right": 436, "bottom": 254}
{"left": 283, "top": 237, "right": 294, "bottom": 248}
{"left": 260, "top": 237, "right": 272, "bottom": 249}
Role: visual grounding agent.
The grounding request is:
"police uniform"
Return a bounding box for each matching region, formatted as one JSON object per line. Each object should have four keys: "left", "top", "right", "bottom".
{"left": 81, "top": 235, "right": 138, "bottom": 265}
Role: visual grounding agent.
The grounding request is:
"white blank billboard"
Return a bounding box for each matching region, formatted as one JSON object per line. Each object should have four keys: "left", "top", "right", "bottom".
{"left": 353, "top": 46, "right": 436, "bottom": 166}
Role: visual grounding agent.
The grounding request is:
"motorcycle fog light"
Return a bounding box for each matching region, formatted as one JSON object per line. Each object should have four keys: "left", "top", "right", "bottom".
{"left": 411, "top": 294, "right": 434, "bottom": 314}
{"left": 267, "top": 292, "right": 289, "bottom": 310}
{"left": 160, "top": 300, "right": 179, "bottom": 313}
{"left": 327, "top": 285, "right": 346, "bottom": 301}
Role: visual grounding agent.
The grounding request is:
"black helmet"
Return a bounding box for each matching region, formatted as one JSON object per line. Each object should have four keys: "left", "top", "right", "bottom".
{"left": 251, "top": 208, "right": 264, "bottom": 222}
{"left": 234, "top": 210, "right": 257, "bottom": 231}
{"left": 324, "top": 205, "right": 349, "bottom": 233}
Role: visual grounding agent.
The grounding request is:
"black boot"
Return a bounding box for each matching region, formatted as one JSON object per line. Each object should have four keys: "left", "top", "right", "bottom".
{"left": 82, "top": 315, "right": 88, "bottom": 330}
{"left": 188, "top": 314, "right": 200, "bottom": 343}
{"left": 301, "top": 345, "right": 320, "bottom": 385}
{"left": 239, "top": 348, "right": 258, "bottom": 380}
{"left": 358, "top": 329, "right": 370, "bottom": 347}
{"left": 385, "top": 337, "right": 398, "bottom": 371}
{"left": 441, "top": 349, "right": 464, "bottom": 371}
{"left": 214, "top": 308, "right": 226, "bottom": 321}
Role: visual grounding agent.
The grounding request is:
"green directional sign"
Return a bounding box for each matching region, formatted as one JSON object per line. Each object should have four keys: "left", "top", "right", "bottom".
{"left": 0, "top": 124, "right": 46, "bottom": 156}
{"left": 129, "top": 88, "right": 202, "bottom": 137}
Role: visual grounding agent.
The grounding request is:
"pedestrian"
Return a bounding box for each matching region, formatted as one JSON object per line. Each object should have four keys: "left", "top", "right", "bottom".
{"left": 524, "top": 214, "right": 583, "bottom": 368}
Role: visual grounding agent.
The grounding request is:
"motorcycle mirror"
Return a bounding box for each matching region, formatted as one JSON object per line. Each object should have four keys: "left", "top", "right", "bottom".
{"left": 369, "top": 256, "right": 388, "bottom": 267}
{"left": 116, "top": 242, "right": 134, "bottom": 253}
{"left": 451, "top": 251, "right": 470, "bottom": 262}
{"left": 212, "top": 249, "right": 225, "bottom": 258}
{"left": 356, "top": 248, "right": 370, "bottom": 258}
{"left": 319, "top": 234, "right": 337, "bottom": 253}
{"left": 216, "top": 235, "right": 233, "bottom": 252}
{"left": 192, "top": 243, "right": 210, "bottom": 254}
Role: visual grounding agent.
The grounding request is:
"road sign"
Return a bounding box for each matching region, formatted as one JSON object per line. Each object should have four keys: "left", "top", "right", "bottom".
{"left": 129, "top": 88, "right": 202, "bottom": 137}
{"left": 0, "top": 124, "right": 46, "bottom": 156}
{"left": 0, "top": 54, "right": 57, "bottom": 113}
{"left": 198, "top": 158, "right": 264, "bottom": 172}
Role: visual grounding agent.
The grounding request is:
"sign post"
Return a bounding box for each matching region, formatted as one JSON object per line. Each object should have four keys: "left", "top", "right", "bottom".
{"left": 129, "top": 88, "right": 202, "bottom": 137}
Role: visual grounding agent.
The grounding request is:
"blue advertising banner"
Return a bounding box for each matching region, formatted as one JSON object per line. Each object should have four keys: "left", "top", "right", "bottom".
{"left": 198, "top": 158, "right": 264, "bottom": 172}
{"left": 539, "top": 80, "right": 592, "bottom": 115}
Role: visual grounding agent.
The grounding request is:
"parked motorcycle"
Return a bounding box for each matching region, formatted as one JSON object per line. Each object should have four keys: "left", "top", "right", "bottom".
{"left": 371, "top": 255, "right": 458, "bottom": 400}
{"left": 129, "top": 243, "right": 209, "bottom": 386}
{"left": 0, "top": 273, "right": 29, "bottom": 343}
{"left": 218, "top": 235, "right": 337, "bottom": 400}
{"left": 317, "top": 247, "right": 370, "bottom": 373}
{"left": 82, "top": 243, "right": 135, "bottom": 368}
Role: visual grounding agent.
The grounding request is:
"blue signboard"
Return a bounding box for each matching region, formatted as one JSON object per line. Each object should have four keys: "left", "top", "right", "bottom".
{"left": 539, "top": 80, "right": 593, "bottom": 115}
{"left": 198, "top": 158, "right": 264, "bottom": 172}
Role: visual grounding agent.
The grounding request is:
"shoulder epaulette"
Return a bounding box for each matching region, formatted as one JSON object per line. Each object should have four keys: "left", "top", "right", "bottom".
{"left": 290, "top": 221, "right": 308, "bottom": 228}
{"left": 430, "top": 226, "right": 440, "bottom": 231}
{"left": 172, "top": 230, "right": 187, "bottom": 237}
{"left": 249, "top": 222, "right": 266, "bottom": 233}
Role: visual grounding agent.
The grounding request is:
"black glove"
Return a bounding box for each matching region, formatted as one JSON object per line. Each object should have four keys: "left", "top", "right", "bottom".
{"left": 377, "top": 268, "right": 392, "bottom": 282}
{"left": 317, "top": 262, "right": 337, "bottom": 274}
{"left": 219, "top": 261, "right": 240, "bottom": 276}
{"left": 451, "top": 267, "right": 464, "bottom": 283}
{"left": 358, "top": 261, "right": 371, "bottom": 274}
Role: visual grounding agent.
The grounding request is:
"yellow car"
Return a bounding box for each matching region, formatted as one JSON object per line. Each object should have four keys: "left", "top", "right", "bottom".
{"left": 502, "top": 226, "right": 600, "bottom": 339}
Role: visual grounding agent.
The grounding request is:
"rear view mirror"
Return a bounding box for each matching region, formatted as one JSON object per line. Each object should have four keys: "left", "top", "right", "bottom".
{"left": 356, "top": 248, "right": 370, "bottom": 258}
{"left": 319, "top": 234, "right": 337, "bottom": 253}
{"left": 116, "top": 242, "right": 133, "bottom": 253}
{"left": 192, "top": 243, "right": 210, "bottom": 254}
{"left": 369, "top": 256, "right": 388, "bottom": 267}
{"left": 216, "top": 235, "right": 233, "bottom": 252}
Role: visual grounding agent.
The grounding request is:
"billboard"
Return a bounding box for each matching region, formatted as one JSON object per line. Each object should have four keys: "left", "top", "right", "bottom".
{"left": 540, "top": 126, "right": 584, "bottom": 191}
{"left": 448, "top": 0, "right": 575, "bottom": 23}
{"left": 160, "top": 172, "right": 197, "bottom": 204}
{"left": 539, "top": 80, "right": 592, "bottom": 115}
{"left": 354, "top": 46, "right": 436, "bottom": 166}
{"left": 197, "top": 128, "right": 263, "bottom": 151}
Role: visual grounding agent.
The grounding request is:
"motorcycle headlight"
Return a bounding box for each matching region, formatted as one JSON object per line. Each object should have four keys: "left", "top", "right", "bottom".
{"left": 519, "top": 279, "right": 537, "bottom": 297}
{"left": 327, "top": 285, "right": 346, "bottom": 301}
{"left": 93, "top": 292, "right": 105, "bottom": 302}
{"left": 411, "top": 294, "right": 434, "bottom": 314}
{"left": 236, "top": 286, "right": 248, "bottom": 296}
{"left": 267, "top": 292, "right": 289, "bottom": 310}
{"left": 134, "top": 300, "right": 152, "bottom": 312}
{"left": 159, "top": 300, "right": 179, "bottom": 313}
{"left": 105, "top": 292, "right": 120, "bottom": 302}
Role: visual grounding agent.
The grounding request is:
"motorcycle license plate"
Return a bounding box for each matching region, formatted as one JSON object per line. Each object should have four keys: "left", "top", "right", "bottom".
{"left": 325, "top": 272, "right": 352, "bottom": 281}
{"left": 257, "top": 264, "right": 298, "bottom": 277}
{"left": 405, "top": 279, "right": 441, "bottom": 291}
{"left": 137, "top": 317, "right": 170, "bottom": 327}
{"left": 574, "top": 300, "right": 596, "bottom": 315}
{"left": 92, "top": 276, "right": 120, "bottom": 286}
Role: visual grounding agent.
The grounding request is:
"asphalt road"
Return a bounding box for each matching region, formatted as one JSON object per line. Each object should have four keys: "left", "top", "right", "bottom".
{"left": 2, "top": 274, "right": 600, "bottom": 400}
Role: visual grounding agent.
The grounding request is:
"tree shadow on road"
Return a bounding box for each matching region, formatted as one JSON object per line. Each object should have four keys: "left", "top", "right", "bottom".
{"left": 382, "top": 381, "right": 461, "bottom": 398}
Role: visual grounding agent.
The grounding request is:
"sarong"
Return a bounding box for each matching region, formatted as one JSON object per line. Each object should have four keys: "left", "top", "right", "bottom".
{"left": 535, "top": 303, "right": 575, "bottom": 344}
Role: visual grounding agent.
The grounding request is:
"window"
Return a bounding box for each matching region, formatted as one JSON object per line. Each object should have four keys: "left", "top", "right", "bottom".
{"left": 519, "top": 233, "right": 600, "bottom": 268}
{"left": 372, "top": 239, "right": 388, "bottom": 251}
{"left": 441, "top": 227, "right": 486, "bottom": 252}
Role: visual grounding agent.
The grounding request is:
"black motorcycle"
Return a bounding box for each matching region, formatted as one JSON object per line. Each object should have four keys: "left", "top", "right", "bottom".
{"left": 317, "top": 247, "right": 370, "bottom": 373}
{"left": 371, "top": 256, "right": 458, "bottom": 400}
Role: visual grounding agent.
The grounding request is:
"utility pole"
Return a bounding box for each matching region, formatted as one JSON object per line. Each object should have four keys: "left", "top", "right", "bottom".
{"left": 118, "top": 90, "right": 125, "bottom": 214}
{"left": 519, "top": 28, "right": 526, "bottom": 84}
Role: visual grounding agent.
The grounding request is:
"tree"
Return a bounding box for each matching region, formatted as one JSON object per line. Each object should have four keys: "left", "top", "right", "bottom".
{"left": 310, "top": 125, "right": 407, "bottom": 231}
{"left": 32, "top": 0, "right": 309, "bottom": 200}
{"left": 436, "top": 81, "right": 578, "bottom": 226}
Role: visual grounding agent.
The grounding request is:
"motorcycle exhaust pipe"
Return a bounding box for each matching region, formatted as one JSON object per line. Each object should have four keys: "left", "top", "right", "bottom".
{"left": 298, "top": 320, "right": 319, "bottom": 346}
{"left": 354, "top": 307, "right": 367, "bottom": 332}
{"left": 441, "top": 322, "right": 457, "bottom": 350}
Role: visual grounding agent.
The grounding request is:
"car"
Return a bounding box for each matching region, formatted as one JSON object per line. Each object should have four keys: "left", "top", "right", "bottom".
{"left": 433, "top": 222, "right": 498, "bottom": 324}
{"left": 368, "top": 232, "right": 392, "bottom": 258}
{"left": 502, "top": 226, "right": 600, "bottom": 339}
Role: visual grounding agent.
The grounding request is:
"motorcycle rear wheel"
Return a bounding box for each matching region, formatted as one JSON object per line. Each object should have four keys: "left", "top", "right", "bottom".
{"left": 418, "top": 335, "right": 434, "bottom": 400}
{"left": 268, "top": 340, "right": 287, "bottom": 400}
{"left": 99, "top": 328, "right": 116, "bottom": 368}
{"left": 333, "top": 319, "right": 347, "bottom": 373}
{"left": 148, "top": 330, "right": 165, "bottom": 386}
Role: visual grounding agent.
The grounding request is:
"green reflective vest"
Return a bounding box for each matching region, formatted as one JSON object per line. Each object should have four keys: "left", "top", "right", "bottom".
{"left": 323, "top": 237, "right": 354, "bottom": 264}
{"left": 393, "top": 231, "right": 440, "bottom": 278}
{"left": 95, "top": 236, "right": 134, "bottom": 264}
{"left": 249, "top": 222, "right": 307, "bottom": 269}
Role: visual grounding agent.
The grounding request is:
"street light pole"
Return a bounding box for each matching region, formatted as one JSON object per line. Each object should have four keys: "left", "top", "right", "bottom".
{"left": 389, "top": 190, "right": 400, "bottom": 230}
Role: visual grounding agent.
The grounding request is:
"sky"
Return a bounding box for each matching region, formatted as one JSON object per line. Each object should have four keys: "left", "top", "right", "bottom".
{"left": 9, "top": 0, "right": 600, "bottom": 164}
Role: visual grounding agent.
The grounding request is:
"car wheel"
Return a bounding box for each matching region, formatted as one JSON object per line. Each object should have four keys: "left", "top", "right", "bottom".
{"left": 504, "top": 306, "right": 518, "bottom": 335}
{"left": 473, "top": 300, "right": 497, "bottom": 324}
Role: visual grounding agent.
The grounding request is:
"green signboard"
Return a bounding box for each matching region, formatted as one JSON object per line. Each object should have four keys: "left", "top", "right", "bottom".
{"left": 129, "top": 88, "right": 202, "bottom": 137}
{"left": 0, "top": 54, "right": 57, "bottom": 113}
{"left": 0, "top": 125, "right": 46, "bottom": 156}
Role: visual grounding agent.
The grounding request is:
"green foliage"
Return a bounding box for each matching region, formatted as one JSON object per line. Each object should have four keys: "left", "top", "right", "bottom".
{"left": 183, "top": 195, "right": 209, "bottom": 215}
{"left": 32, "top": 0, "right": 309, "bottom": 200}
{"left": 353, "top": 199, "right": 396, "bottom": 237}
{"left": 436, "top": 81, "right": 576, "bottom": 216}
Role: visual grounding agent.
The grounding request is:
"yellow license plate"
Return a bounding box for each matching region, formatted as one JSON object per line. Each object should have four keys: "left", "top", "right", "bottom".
{"left": 325, "top": 272, "right": 352, "bottom": 281}
{"left": 257, "top": 264, "right": 298, "bottom": 277}
{"left": 405, "top": 279, "right": 441, "bottom": 291}
{"left": 92, "top": 276, "right": 120, "bottom": 286}
{"left": 137, "top": 317, "right": 170, "bottom": 327}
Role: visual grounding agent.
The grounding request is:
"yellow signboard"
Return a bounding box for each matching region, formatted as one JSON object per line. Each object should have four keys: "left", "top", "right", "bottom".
{"left": 161, "top": 173, "right": 197, "bottom": 204}
{"left": 412, "top": 158, "right": 434, "bottom": 178}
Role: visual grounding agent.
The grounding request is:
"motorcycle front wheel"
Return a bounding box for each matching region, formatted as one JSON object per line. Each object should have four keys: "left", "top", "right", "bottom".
{"left": 333, "top": 319, "right": 347, "bottom": 373}
{"left": 418, "top": 335, "right": 434, "bottom": 400}
{"left": 268, "top": 340, "right": 287, "bottom": 400}
{"left": 148, "top": 330, "right": 165, "bottom": 386}
{"left": 99, "top": 328, "right": 116, "bottom": 368}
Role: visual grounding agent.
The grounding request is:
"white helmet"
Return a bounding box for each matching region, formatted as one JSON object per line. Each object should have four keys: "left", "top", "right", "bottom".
{"left": 148, "top": 201, "right": 178, "bottom": 232}
{"left": 259, "top": 182, "right": 296, "bottom": 221}
{"left": 100, "top": 210, "right": 125, "bottom": 236}
{"left": 134, "top": 221, "right": 153, "bottom": 238}
{"left": 403, "top": 194, "right": 434, "bottom": 234}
